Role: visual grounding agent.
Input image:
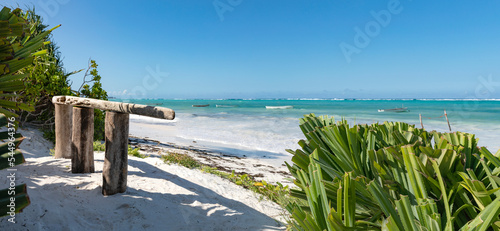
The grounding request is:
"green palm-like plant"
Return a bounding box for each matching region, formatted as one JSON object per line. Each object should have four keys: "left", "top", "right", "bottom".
{"left": 286, "top": 113, "right": 500, "bottom": 231}
{"left": 0, "top": 6, "right": 57, "bottom": 218}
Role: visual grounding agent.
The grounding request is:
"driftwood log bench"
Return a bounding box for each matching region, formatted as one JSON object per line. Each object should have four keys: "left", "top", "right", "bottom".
{"left": 52, "top": 96, "right": 175, "bottom": 195}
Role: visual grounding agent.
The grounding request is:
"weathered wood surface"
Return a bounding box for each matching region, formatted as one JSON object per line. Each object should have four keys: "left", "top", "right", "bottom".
{"left": 52, "top": 96, "right": 175, "bottom": 120}
{"left": 102, "top": 111, "right": 129, "bottom": 195}
{"left": 54, "top": 104, "right": 72, "bottom": 158}
{"left": 71, "top": 107, "right": 95, "bottom": 173}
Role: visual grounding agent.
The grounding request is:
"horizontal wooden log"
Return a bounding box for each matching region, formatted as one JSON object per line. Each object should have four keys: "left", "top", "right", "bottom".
{"left": 52, "top": 96, "right": 175, "bottom": 120}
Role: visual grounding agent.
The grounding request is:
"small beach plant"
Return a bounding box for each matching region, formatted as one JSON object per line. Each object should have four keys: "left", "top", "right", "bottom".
{"left": 93, "top": 141, "right": 106, "bottom": 151}
{"left": 286, "top": 113, "right": 500, "bottom": 230}
{"left": 128, "top": 145, "right": 146, "bottom": 158}
{"left": 0, "top": 6, "right": 57, "bottom": 218}
{"left": 161, "top": 152, "right": 200, "bottom": 168}
{"left": 159, "top": 152, "right": 292, "bottom": 207}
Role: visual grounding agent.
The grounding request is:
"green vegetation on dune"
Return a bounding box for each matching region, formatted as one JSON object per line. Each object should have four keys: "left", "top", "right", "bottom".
{"left": 161, "top": 152, "right": 200, "bottom": 169}
{"left": 285, "top": 113, "right": 500, "bottom": 231}
{"left": 127, "top": 145, "right": 146, "bottom": 158}
{"left": 159, "top": 151, "right": 293, "bottom": 210}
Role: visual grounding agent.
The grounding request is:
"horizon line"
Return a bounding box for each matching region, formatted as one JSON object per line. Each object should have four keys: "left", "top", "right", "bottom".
{"left": 109, "top": 97, "right": 500, "bottom": 101}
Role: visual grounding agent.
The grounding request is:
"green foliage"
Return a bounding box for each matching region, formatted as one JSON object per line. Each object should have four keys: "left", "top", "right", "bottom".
{"left": 93, "top": 142, "right": 146, "bottom": 158}
{"left": 77, "top": 60, "right": 107, "bottom": 100}
{"left": 0, "top": 6, "right": 54, "bottom": 118}
{"left": 128, "top": 145, "right": 146, "bottom": 158}
{"left": 93, "top": 141, "right": 105, "bottom": 151}
{"left": 161, "top": 152, "right": 200, "bottom": 169}
{"left": 15, "top": 8, "right": 73, "bottom": 125}
{"left": 286, "top": 113, "right": 500, "bottom": 231}
{"left": 76, "top": 60, "right": 108, "bottom": 141}
{"left": 11, "top": 8, "right": 108, "bottom": 142}
{"left": 0, "top": 5, "right": 58, "bottom": 217}
{"left": 201, "top": 166, "right": 292, "bottom": 208}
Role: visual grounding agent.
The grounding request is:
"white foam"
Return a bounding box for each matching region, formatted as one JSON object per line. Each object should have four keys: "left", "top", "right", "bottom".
{"left": 129, "top": 109, "right": 500, "bottom": 167}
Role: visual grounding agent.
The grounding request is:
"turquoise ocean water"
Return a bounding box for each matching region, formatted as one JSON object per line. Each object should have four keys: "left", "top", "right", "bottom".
{"left": 120, "top": 99, "right": 500, "bottom": 166}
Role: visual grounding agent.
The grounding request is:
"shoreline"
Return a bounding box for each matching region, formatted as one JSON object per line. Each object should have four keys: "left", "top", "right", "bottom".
{"left": 128, "top": 135, "right": 293, "bottom": 186}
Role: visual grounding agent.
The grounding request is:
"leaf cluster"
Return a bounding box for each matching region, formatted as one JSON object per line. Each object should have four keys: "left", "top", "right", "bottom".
{"left": 286, "top": 113, "right": 500, "bottom": 231}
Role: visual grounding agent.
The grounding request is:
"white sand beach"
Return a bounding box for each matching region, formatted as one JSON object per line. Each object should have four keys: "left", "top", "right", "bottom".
{"left": 0, "top": 127, "right": 288, "bottom": 230}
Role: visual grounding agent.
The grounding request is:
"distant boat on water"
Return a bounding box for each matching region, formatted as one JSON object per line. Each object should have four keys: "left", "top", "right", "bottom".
{"left": 378, "top": 106, "right": 409, "bottom": 112}
{"left": 265, "top": 106, "right": 293, "bottom": 109}
{"left": 192, "top": 104, "right": 210, "bottom": 107}
{"left": 216, "top": 104, "right": 238, "bottom": 108}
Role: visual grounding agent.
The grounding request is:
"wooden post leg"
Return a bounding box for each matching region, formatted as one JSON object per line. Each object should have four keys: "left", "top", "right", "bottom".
{"left": 419, "top": 114, "right": 424, "bottom": 130}
{"left": 102, "top": 111, "right": 129, "bottom": 195}
{"left": 444, "top": 109, "right": 452, "bottom": 132}
{"left": 55, "top": 104, "right": 72, "bottom": 158}
{"left": 71, "top": 107, "right": 95, "bottom": 173}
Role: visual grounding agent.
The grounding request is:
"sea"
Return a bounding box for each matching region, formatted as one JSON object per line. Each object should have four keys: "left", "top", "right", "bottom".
{"left": 118, "top": 99, "right": 500, "bottom": 167}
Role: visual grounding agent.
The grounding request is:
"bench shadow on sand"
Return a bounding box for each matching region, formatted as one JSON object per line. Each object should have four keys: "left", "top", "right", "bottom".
{"left": 125, "top": 157, "right": 286, "bottom": 230}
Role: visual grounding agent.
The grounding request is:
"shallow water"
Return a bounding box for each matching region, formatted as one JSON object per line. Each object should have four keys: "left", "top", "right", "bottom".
{"left": 124, "top": 99, "right": 500, "bottom": 167}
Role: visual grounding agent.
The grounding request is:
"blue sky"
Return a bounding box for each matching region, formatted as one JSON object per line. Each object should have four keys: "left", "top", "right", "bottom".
{"left": 3, "top": 0, "right": 500, "bottom": 99}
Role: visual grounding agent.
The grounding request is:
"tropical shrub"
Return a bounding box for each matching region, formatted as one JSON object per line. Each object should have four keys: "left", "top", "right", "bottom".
{"left": 16, "top": 8, "right": 73, "bottom": 126}
{"left": 286, "top": 113, "right": 500, "bottom": 231}
{"left": 74, "top": 59, "right": 108, "bottom": 141}
{"left": 13, "top": 8, "right": 108, "bottom": 142}
{"left": 0, "top": 6, "right": 57, "bottom": 218}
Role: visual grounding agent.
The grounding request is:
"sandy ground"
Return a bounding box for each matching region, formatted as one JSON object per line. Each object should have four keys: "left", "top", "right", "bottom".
{"left": 0, "top": 127, "right": 288, "bottom": 230}
{"left": 127, "top": 136, "right": 293, "bottom": 186}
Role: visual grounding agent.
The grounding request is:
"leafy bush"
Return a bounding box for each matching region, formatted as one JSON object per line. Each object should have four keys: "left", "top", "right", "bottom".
{"left": 16, "top": 8, "right": 72, "bottom": 125}
{"left": 75, "top": 60, "right": 108, "bottom": 141}
{"left": 12, "top": 8, "right": 108, "bottom": 142}
{"left": 286, "top": 113, "right": 500, "bottom": 231}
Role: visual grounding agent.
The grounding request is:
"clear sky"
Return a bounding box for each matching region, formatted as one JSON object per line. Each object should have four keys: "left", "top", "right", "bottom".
{"left": 3, "top": 0, "right": 500, "bottom": 99}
